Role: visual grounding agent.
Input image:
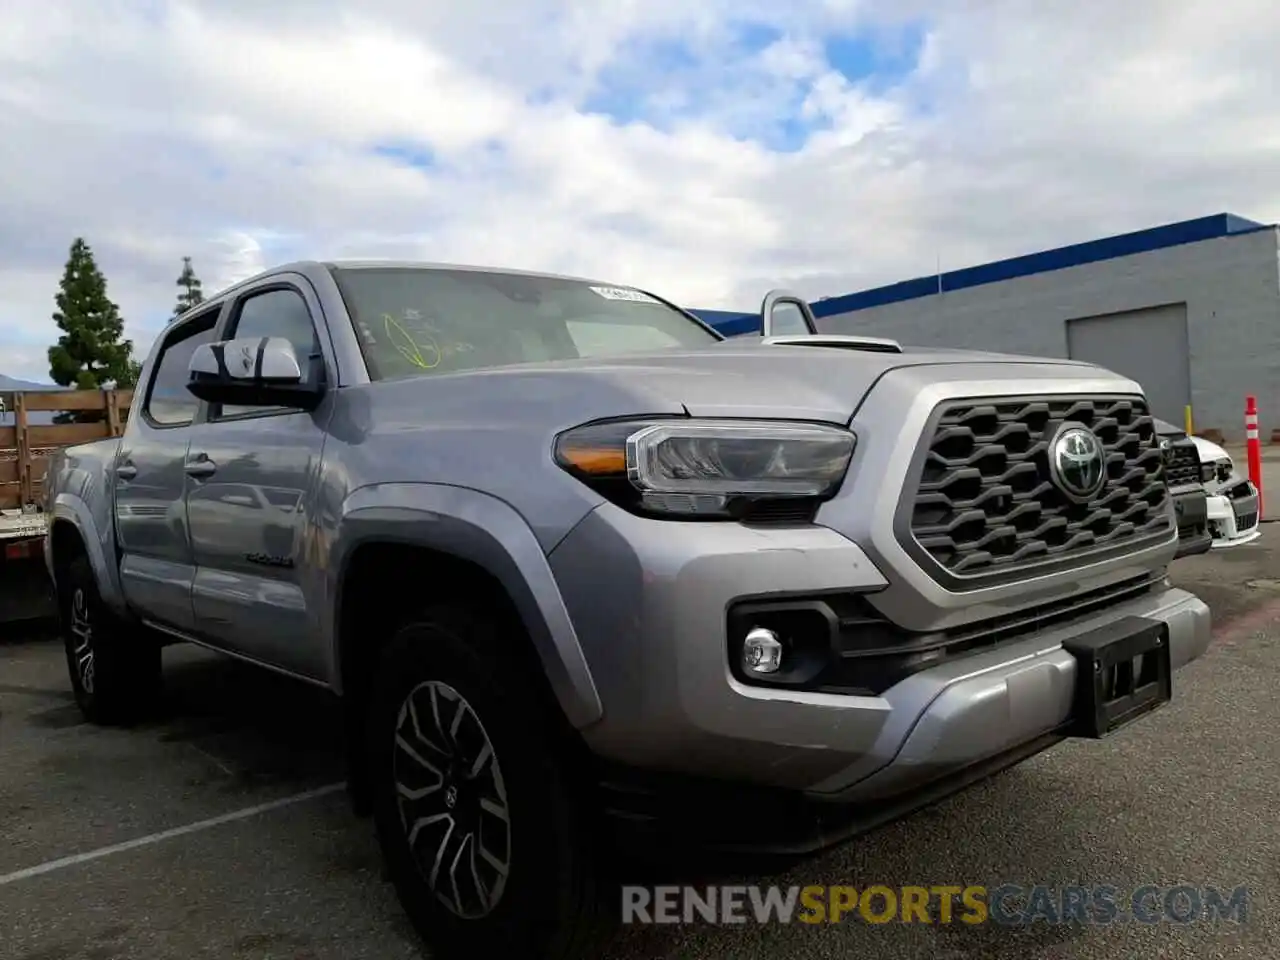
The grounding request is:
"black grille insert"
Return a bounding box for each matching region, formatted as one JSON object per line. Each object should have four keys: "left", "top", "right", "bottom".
{"left": 832, "top": 573, "right": 1161, "bottom": 695}
{"left": 1161, "top": 437, "right": 1201, "bottom": 489}
{"left": 902, "top": 395, "right": 1172, "bottom": 585}
{"left": 740, "top": 498, "right": 821, "bottom": 526}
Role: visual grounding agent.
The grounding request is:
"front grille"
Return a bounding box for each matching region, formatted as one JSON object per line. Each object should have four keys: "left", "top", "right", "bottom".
{"left": 1161, "top": 437, "right": 1201, "bottom": 488}
{"left": 1238, "top": 512, "right": 1259, "bottom": 531}
{"left": 901, "top": 395, "right": 1172, "bottom": 585}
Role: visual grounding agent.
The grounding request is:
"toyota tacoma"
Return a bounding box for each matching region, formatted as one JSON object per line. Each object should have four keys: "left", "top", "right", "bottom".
{"left": 42, "top": 263, "right": 1212, "bottom": 958}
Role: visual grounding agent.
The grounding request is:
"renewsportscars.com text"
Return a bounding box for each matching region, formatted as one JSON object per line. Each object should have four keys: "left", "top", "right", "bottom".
{"left": 621, "top": 884, "right": 1249, "bottom": 926}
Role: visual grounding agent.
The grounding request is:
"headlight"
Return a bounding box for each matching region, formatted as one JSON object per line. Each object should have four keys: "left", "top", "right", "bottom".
{"left": 553, "top": 417, "right": 856, "bottom": 519}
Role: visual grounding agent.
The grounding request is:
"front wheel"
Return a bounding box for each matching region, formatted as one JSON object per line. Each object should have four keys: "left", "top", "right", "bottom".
{"left": 366, "top": 606, "right": 602, "bottom": 959}
{"left": 59, "top": 554, "right": 161, "bottom": 725}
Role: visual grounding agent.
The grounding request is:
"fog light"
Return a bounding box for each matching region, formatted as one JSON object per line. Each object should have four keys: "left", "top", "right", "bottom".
{"left": 742, "top": 626, "right": 784, "bottom": 674}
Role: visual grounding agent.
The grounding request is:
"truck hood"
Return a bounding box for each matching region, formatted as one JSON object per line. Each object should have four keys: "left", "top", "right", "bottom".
{"left": 353, "top": 338, "right": 1123, "bottom": 434}
{"left": 1190, "top": 434, "right": 1232, "bottom": 466}
{"left": 525, "top": 338, "right": 1113, "bottom": 423}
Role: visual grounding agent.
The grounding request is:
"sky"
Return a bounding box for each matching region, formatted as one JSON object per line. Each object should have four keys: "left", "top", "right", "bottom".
{"left": 2, "top": 0, "right": 1279, "bottom": 383}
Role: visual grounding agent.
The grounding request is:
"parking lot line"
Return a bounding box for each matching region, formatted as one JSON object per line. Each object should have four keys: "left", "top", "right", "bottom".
{"left": 0, "top": 782, "right": 346, "bottom": 888}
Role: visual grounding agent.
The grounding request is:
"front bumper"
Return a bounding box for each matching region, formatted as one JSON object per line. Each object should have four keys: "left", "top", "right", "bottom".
{"left": 551, "top": 503, "right": 1212, "bottom": 804}
{"left": 1207, "top": 481, "right": 1262, "bottom": 548}
{"left": 806, "top": 584, "right": 1206, "bottom": 799}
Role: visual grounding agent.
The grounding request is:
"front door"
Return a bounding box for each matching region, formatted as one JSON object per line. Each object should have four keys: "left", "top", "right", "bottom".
{"left": 114, "top": 307, "right": 222, "bottom": 633}
{"left": 185, "top": 278, "right": 333, "bottom": 681}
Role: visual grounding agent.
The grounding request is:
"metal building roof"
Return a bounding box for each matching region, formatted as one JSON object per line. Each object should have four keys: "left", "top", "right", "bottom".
{"left": 691, "top": 212, "right": 1274, "bottom": 337}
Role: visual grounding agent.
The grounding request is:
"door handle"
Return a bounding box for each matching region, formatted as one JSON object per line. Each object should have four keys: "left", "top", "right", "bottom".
{"left": 184, "top": 456, "right": 217, "bottom": 479}
{"left": 115, "top": 462, "right": 137, "bottom": 481}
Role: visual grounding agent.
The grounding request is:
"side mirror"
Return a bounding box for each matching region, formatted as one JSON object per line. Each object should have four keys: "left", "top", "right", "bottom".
{"left": 760, "top": 289, "right": 818, "bottom": 336}
{"left": 186, "top": 336, "right": 323, "bottom": 410}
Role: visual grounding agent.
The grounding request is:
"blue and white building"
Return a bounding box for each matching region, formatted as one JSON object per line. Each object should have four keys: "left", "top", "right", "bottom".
{"left": 692, "top": 213, "right": 1280, "bottom": 442}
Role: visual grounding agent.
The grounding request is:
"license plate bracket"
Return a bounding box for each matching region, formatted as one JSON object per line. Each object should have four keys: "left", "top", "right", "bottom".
{"left": 1061, "top": 616, "right": 1172, "bottom": 739}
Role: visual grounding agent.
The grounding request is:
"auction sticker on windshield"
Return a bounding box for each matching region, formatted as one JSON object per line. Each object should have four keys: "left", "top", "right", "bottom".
{"left": 589, "top": 285, "right": 660, "bottom": 303}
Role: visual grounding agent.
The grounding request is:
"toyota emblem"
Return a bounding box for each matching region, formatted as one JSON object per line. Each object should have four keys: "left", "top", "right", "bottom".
{"left": 1048, "top": 423, "right": 1106, "bottom": 502}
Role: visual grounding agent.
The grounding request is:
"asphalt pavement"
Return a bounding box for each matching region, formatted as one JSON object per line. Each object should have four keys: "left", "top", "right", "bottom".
{"left": 3, "top": 535, "right": 1280, "bottom": 960}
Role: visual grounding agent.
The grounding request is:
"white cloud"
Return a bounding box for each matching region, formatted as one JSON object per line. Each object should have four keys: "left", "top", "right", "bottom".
{"left": 1, "top": 0, "right": 1278, "bottom": 382}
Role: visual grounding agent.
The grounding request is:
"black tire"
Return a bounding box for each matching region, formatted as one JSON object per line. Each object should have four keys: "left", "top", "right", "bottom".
{"left": 59, "top": 554, "right": 162, "bottom": 725}
{"left": 366, "top": 605, "right": 603, "bottom": 960}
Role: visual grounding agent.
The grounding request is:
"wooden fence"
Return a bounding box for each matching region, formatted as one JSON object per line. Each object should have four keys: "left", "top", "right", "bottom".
{"left": 0, "top": 389, "right": 134, "bottom": 510}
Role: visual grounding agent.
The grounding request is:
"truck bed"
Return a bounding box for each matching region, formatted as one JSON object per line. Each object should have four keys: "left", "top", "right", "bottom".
{"left": 1, "top": 508, "right": 47, "bottom": 542}
{"left": 1, "top": 387, "right": 132, "bottom": 626}
{"left": 1, "top": 387, "right": 134, "bottom": 511}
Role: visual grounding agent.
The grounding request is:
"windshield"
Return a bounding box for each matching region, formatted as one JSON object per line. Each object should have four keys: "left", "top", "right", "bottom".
{"left": 329, "top": 266, "right": 721, "bottom": 381}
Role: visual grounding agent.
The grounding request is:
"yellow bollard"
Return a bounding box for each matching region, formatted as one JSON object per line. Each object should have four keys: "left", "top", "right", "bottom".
{"left": 1184, "top": 405, "right": 1194, "bottom": 436}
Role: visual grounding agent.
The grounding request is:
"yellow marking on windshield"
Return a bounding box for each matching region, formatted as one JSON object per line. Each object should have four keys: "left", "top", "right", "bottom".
{"left": 383, "top": 313, "right": 441, "bottom": 369}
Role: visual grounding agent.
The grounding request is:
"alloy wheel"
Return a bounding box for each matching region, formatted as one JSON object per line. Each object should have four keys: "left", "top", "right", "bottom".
{"left": 393, "top": 680, "right": 512, "bottom": 919}
{"left": 69, "top": 587, "right": 95, "bottom": 695}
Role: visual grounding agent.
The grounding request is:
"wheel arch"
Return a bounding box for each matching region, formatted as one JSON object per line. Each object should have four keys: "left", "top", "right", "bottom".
{"left": 49, "top": 517, "right": 86, "bottom": 577}
{"left": 330, "top": 483, "right": 603, "bottom": 733}
{"left": 48, "top": 495, "right": 126, "bottom": 613}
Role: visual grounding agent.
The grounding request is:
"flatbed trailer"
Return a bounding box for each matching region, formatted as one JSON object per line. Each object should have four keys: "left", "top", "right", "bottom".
{"left": 0, "top": 387, "right": 133, "bottom": 629}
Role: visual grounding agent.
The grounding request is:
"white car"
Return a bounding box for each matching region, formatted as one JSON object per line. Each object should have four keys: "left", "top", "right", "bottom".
{"left": 1156, "top": 419, "right": 1262, "bottom": 549}
{"left": 1190, "top": 434, "right": 1263, "bottom": 548}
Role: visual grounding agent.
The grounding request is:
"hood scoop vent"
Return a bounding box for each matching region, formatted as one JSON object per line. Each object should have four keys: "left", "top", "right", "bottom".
{"left": 761, "top": 334, "right": 903, "bottom": 354}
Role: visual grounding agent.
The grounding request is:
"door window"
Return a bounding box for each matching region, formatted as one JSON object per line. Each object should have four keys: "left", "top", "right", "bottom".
{"left": 144, "top": 310, "right": 220, "bottom": 426}
{"left": 216, "top": 287, "right": 323, "bottom": 419}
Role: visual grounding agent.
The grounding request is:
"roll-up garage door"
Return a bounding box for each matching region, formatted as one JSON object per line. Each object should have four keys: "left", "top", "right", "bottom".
{"left": 1065, "top": 303, "right": 1192, "bottom": 425}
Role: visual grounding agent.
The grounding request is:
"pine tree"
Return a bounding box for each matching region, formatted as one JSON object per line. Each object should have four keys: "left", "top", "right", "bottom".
{"left": 173, "top": 256, "right": 204, "bottom": 318}
{"left": 46, "top": 239, "right": 139, "bottom": 421}
{"left": 123, "top": 358, "right": 143, "bottom": 388}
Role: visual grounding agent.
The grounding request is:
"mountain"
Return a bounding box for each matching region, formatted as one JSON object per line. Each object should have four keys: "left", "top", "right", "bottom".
{"left": 0, "top": 374, "right": 65, "bottom": 426}
{"left": 0, "top": 374, "right": 55, "bottom": 391}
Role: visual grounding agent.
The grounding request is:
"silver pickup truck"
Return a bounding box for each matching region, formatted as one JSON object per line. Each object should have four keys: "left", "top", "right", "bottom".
{"left": 43, "top": 262, "right": 1211, "bottom": 959}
